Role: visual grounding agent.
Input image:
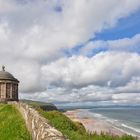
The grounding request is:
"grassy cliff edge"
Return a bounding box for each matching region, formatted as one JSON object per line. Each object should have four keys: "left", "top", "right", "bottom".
{"left": 21, "top": 100, "right": 137, "bottom": 140}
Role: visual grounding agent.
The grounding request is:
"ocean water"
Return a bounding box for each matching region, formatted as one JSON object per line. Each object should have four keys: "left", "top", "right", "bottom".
{"left": 88, "top": 106, "right": 140, "bottom": 137}
{"left": 59, "top": 105, "right": 140, "bottom": 137}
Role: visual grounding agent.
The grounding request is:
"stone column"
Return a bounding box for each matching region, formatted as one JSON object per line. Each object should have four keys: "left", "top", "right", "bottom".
{"left": 0, "top": 83, "right": 1, "bottom": 98}
{"left": 0, "top": 82, "right": 6, "bottom": 99}
{"left": 10, "top": 83, "right": 13, "bottom": 99}
{"left": 1, "top": 83, "right": 3, "bottom": 98}
{"left": 3, "top": 83, "right": 6, "bottom": 99}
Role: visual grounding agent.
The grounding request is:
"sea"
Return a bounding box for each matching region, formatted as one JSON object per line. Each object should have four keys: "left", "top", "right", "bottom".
{"left": 89, "top": 106, "right": 140, "bottom": 137}
{"left": 59, "top": 105, "right": 140, "bottom": 137}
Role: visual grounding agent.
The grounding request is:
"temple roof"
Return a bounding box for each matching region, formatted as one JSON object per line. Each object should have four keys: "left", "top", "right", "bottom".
{"left": 0, "top": 66, "right": 19, "bottom": 82}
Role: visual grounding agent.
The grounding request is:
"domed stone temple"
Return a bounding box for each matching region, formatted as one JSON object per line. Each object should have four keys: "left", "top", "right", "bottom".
{"left": 0, "top": 66, "right": 19, "bottom": 102}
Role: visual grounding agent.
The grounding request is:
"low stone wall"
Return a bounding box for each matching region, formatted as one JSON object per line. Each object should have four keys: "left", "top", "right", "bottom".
{"left": 11, "top": 102, "right": 66, "bottom": 140}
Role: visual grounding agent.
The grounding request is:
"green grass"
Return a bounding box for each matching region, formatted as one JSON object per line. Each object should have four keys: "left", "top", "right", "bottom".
{"left": 0, "top": 104, "right": 31, "bottom": 140}
{"left": 39, "top": 110, "right": 137, "bottom": 140}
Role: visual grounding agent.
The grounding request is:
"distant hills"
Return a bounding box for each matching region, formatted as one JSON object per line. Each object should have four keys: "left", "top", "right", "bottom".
{"left": 20, "top": 99, "right": 57, "bottom": 111}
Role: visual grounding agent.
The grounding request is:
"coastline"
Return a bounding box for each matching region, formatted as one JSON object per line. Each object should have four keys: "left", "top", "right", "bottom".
{"left": 64, "top": 109, "right": 126, "bottom": 136}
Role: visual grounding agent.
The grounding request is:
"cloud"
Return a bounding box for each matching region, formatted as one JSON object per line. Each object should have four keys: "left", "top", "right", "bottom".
{"left": 81, "top": 34, "right": 140, "bottom": 56}
{"left": 20, "top": 85, "right": 113, "bottom": 104}
{"left": 0, "top": 0, "right": 140, "bottom": 60}
{"left": 42, "top": 52, "right": 140, "bottom": 88}
{"left": 38, "top": 51, "right": 140, "bottom": 104}
{"left": 117, "top": 77, "right": 140, "bottom": 93}
{"left": 112, "top": 93, "right": 140, "bottom": 103}
{"left": 0, "top": 0, "right": 140, "bottom": 104}
{"left": 21, "top": 84, "right": 140, "bottom": 105}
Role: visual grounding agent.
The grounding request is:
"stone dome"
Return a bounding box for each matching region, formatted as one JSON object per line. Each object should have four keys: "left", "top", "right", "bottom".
{"left": 0, "top": 66, "right": 19, "bottom": 82}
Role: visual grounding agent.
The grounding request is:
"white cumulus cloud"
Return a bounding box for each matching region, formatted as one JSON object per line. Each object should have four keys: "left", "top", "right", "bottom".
{"left": 0, "top": 0, "right": 140, "bottom": 104}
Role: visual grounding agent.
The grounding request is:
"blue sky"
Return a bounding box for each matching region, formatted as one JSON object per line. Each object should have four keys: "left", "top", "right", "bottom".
{"left": 64, "top": 8, "right": 140, "bottom": 58}
{"left": 0, "top": 0, "right": 140, "bottom": 105}
{"left": 95, "top": 9, "right": 140, "bottom": 40}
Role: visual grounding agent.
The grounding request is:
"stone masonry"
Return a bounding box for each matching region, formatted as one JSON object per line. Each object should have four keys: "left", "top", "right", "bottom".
{"left": 0, "top": 66, "right": 19, "bottom": 102}
{"left": 12, "top": 102, "right": 67, "bottom": 140}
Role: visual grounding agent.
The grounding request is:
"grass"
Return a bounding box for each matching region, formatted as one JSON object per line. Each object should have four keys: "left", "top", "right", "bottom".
{"left": 0, "top": 104, "right": 31, "bottom": 140}
{"left": 39, "top": 109, "right": 137, "bottom": 140}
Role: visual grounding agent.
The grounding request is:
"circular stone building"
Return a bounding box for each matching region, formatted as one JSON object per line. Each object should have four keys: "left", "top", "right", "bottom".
{"left": 0, "top": 66, "right": 19, "bottom": 102}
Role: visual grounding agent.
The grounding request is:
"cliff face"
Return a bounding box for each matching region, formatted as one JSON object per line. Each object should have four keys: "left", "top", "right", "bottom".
{"left": 12, "top": 102, "right": 66, "bottom": 140}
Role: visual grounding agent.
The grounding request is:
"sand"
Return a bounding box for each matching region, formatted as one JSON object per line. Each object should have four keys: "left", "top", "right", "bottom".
{"left": 64, "top": 109, "right": 125, "bottom": 136}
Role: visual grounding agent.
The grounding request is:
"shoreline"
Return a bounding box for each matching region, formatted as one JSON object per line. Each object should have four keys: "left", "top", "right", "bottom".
{"left": 64, "top": 109, "right": 127, "bottom": 136}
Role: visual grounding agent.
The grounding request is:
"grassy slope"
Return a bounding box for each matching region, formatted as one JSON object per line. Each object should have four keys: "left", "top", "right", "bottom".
{"left": 39, "top": 110, "right": 137, "bottom": 140}
{"left": 0, "top": 104, "right": 31, "bottom": 140}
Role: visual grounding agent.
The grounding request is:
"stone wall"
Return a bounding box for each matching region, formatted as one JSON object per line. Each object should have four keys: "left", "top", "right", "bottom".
{"left": 12, "top": 102, "right": 66, "bottom": 140}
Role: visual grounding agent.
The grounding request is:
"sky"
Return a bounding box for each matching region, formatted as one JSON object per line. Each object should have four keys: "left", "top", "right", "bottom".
{"left": 0, "top": 0, "right": 140, "bottom": 106}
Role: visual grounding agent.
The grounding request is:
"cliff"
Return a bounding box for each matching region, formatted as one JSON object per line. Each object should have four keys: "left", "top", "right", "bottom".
{"left": 1, "top": 101, "right": 135, "bottom": 140}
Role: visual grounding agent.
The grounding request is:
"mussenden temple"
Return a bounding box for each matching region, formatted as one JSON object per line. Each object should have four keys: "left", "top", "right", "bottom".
{"left": 0, "top": 66, "right": 19, "bottom": 103}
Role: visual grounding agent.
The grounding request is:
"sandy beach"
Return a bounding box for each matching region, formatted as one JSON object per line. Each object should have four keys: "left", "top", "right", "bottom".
{"left": 64, "top": 109, "right": 125, "bottom": 136}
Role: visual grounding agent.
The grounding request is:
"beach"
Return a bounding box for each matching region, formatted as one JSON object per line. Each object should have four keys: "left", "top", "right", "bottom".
{"left": 64, "top": 109, "right": 125, "bottom": 136}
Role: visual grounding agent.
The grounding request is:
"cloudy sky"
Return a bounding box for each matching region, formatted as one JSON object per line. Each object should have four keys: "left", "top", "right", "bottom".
{"left": 1, "top": 0, "right": 140, "bottom": 106}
